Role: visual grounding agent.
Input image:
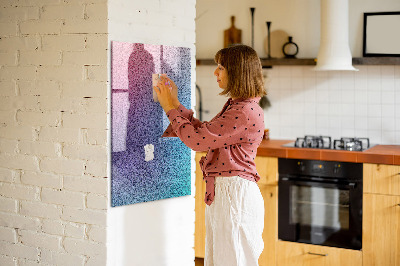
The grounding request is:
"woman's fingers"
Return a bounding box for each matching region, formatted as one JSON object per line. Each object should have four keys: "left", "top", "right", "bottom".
{"left": 159, "top": 76, "right": 173, "bottom": 88}
{"left": 153, "top": 86, "right": 161, "bottom": 96}
{"left": 154, "top": 83, "right": 170, "bottom": 96}
{"left": 165, "top": 77, "right": 177, "bottom": 89}
{"left": 157, "top": 80, "right": 172, "bottom": 95}
{"left": 153, "top": 83, "right": 174, "bottom": 113}
{"left": 159, "top": 76, "right": 179, "bottom": 108}
{"left": 156, "top": 79, "right": 167, "bottom": 90}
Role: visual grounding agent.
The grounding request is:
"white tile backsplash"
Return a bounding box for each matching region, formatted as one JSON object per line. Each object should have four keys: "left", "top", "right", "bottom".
{"left": 355, "top": 117, "right": 368, "bottom": 130}
{"left": 367, "top": 77, "right": 382, "bottom": 91}
{"left": 355, "top": 104, "right": 368, "bottom": 117}
{"left": 196, "top": 65, "right": 400, "bottom": 144}
{"left": 316, "top": 89, "right": 329, "bottom": 103}
{"left": 341, "top": 104, "right": 355, "bottom": 116}
{"left": 367, "top": 91, "right": 381, "bottom": 105}
{"left": 382, "top": 78, "right": 395, "bottom": 91}
{"left": 382, "top": 90, "right": 395, "bottom": 104}
{"left": 382, "top": 105, "right": 395, "bottom": 118}
{"left": 341, "top": 89, "right": 355, "bottom": 104}
{"left": 367, "top": 104, "right": 382, "bottom": 118}
{"left": 382, "top": 117, "right": 396, "bottom": 131}
{"left": 381, "top": 66, "right": 395, "bottom": 77}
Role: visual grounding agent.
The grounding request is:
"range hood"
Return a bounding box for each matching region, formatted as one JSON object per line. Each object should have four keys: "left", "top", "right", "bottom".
{"left": 314, "top": 0, "right": 358, "bottom": 71}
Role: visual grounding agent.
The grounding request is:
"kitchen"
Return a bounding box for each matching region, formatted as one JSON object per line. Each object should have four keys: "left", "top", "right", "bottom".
{"left": 0, "top": 0, "right": 398, "bottom": 265}
{"left": 195, "top": 0, "right": 400, "bottom": 265}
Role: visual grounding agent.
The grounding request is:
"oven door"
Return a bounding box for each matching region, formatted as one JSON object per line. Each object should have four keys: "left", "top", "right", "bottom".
{"left": 278, "top": 176, "right": 362, "bottom": 250}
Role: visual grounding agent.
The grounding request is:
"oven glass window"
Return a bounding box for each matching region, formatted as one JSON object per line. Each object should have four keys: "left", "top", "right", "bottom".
{"left": 290, "top": 186, "right": 349, "bottom": 230}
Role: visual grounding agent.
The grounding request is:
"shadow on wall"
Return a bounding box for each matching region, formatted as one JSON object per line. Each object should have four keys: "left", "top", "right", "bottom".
{"left": 126, "top": 43, "right": 162, "bottom": 154}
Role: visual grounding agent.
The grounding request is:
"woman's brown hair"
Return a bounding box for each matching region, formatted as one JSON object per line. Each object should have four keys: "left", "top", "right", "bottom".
{"left": 214, "top": 44, "right": 266, "bottom": 99}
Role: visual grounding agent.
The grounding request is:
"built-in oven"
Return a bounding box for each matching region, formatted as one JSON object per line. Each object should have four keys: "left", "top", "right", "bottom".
{"left": 278, "top": 158, "right": 363, "bottom": 250}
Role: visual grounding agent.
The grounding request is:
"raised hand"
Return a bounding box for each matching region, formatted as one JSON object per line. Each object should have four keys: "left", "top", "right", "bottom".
{"left": 153, "top": 77, "right": 175, "bottom": 114}
{"left": 160, "top": 75, "right": 180, "bottom": 108}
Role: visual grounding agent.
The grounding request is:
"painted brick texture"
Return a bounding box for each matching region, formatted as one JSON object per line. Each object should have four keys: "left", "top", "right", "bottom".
{"left": 0, "top": 0, "right": 108, "bottom": 265}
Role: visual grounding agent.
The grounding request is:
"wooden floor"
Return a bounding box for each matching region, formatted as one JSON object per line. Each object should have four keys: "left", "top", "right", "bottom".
{"left": 195, "top": 257, "right": 204, "bottom": 266}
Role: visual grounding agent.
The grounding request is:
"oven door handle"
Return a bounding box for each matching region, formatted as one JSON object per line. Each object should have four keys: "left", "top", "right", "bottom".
{"left": 280, "top": 177, "right": 357, "bottom": 189}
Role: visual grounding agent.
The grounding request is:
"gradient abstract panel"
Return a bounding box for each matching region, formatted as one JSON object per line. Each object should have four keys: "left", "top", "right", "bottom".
{"left": 111, "top": 41, "right": 191, "bottom": 207}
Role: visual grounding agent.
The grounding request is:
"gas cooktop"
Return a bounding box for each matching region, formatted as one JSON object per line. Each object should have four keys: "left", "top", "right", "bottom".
{"left": 282, "top": 135, "right": 375, "bottom": 151}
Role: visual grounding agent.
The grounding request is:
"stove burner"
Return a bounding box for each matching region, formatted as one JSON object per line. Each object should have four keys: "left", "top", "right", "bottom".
{"left": 333, "top": 137, "right": 370, "bottom": 151}
{"left": 295, "top": 135, "right": 332, "bottom": 149}
{"left": 286, "top": 136, "right": 372, "bottom": 151}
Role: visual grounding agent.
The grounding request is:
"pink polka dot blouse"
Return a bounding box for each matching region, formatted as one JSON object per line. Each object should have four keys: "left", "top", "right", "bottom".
{"left": 162, "top": 97, "right": 265, "bottom": 205}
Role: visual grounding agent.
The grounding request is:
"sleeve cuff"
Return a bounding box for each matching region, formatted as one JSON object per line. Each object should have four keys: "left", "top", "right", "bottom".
{"left": 161, "top": 123, "right": 177, "bottom": 137}
{"left": 166, "top": 108, "right": 181, "bottom": 123}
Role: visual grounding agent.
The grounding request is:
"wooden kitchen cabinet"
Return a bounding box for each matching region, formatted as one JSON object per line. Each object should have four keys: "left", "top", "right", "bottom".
{"left": 363, "top": 163, "right": 400, "bottom": 266}
{"left": 364, "top": 163, "right": 400, "bottom": 196}
{"left": 258, "top": 184, "right": 278, "bottom": 266}
{"left": 363, "top": 193, "right": 400, "bottom": 266}
{"left": 256, "top": 156, "right": 278, "bottom": 266}
{"left": 255, "top": 156, "right": 278, "bottom": 186}
{"left": 276, "top": 241, "right": 362, "bottom": 266}
{"left": 195, "top": 152, "right": 207, "bottom": 258}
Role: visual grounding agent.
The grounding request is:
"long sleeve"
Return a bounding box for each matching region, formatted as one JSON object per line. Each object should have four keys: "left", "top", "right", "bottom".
{"left": 162, "top": 103, "right": 203, "bottom": 137}
{"left": 165, "top": 105, "right": 249, "bottom": 152}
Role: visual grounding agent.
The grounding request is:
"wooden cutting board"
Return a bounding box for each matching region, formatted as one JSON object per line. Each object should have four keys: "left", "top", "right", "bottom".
{"left": 224, "top": 16, "right": 242, "bottom": 48}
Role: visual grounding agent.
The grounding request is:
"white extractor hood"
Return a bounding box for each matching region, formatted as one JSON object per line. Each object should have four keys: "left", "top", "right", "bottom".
{"left": 314, "top": 0, "right": 358, "bottom": 71}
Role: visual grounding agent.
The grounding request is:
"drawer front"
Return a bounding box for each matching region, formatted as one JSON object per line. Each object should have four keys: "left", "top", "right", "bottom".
{"left": 277, "top": 241, "right": 362, "bottom": 266}
{"left": 364, "top": 164, "right": 400, "bottom": 196}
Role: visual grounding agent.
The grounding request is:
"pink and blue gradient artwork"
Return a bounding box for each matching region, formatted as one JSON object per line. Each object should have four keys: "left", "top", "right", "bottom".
{"left": 111, "top": 41, "right": 192, "bottom": 207}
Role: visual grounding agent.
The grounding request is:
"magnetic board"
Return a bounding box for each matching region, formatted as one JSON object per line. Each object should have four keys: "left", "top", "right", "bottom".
{"left": 111, "top": 41, "right": 192, "bottom": 206}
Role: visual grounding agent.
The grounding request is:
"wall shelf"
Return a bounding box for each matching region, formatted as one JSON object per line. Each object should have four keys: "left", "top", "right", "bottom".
{"left": 352, "top": 57, "right": 400, "bottom": 65}
{"left": 196, "top": 57, "right": 400, "bottom": 67}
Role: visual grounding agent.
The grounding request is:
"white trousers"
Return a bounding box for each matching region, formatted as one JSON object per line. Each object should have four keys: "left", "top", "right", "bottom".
{"left": 205, "top": 176, "right": 264, "bottom": 266}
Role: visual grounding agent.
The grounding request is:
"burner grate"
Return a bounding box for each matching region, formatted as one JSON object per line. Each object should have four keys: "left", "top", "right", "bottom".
{"left": 333, "top": 137, "right": 370, "bottom": 151}
{"left": 287, "top": 136, "right": 371, "bottom": 151}
{"left": 295, "top": 135, "right": 332, "bottom": 149}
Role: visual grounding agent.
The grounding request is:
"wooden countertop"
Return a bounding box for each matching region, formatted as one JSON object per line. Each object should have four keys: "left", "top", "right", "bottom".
{"left": 256, "top": 139, "right": 400, "bottom": 165}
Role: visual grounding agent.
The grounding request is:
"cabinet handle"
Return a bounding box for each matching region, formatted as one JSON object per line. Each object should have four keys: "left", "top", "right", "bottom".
{"left": 307, "top": 252, "right": 328, "bottom": 256}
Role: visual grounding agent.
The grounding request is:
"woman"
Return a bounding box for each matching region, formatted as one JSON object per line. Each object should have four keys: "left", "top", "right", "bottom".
{"left": 154, "top": 44, "right": 266, "bottom": 266}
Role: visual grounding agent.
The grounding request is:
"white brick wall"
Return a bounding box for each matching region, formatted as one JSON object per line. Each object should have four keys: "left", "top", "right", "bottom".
{"left": 0, "top": 0, "right": 108, "bottom": 265}
{"left": 1, "top": 0, "right": 198, "bottom": 264}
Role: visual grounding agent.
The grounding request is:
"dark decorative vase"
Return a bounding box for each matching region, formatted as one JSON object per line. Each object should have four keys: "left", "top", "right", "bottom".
{"left": 282, "top": 36, "right": 299, "bottom": 58}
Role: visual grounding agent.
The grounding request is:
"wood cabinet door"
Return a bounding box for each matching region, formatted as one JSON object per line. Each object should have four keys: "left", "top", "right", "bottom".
{"left": 276, "top": 241, "right": 362, "bottom": 266}
{"left": 364, "top": 164, "right": 400, "bottom": 196}
{"left": 195, "top": 152, "right": 207, "bottom": 258}
{"left": 255, "top": 156, "right": 278, "bottom": 186}
{"left": 363, "top": 193, "right": 400, "bottom": 266}
{"left": 259, "top": 185, "right": 278, "bottom": 266}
